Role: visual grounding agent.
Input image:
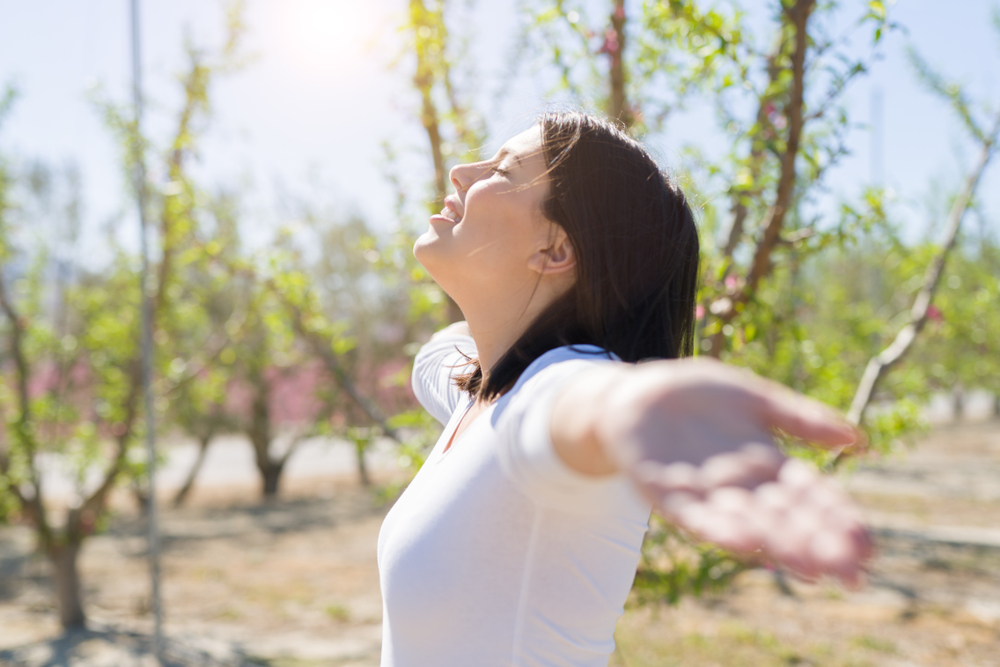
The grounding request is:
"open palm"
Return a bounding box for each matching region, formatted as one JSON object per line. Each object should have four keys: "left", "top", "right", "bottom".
{"left": 596, "top": 358, "right": 872, "bottom": 586}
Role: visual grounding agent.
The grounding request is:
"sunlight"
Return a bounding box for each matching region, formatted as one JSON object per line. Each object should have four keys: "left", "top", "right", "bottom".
{"left": 276, "top": 0, "right": 372, "bottom": 76}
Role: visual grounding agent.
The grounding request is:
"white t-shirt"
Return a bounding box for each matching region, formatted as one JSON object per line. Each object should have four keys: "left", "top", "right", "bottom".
{"left": 377, "top": 334, "right": 652, "bottom": 667}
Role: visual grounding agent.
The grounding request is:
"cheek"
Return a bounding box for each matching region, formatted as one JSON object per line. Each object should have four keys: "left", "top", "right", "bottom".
{"left": 420, "top": 186, "right": 542, "bottom": 277}
{"left": 457, "top": 215, "right": 533, "bottom": 274}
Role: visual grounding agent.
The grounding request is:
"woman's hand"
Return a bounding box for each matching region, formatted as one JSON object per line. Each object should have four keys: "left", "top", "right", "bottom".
{"left": 551, "top": 357, "right": 871, "bottom": 587}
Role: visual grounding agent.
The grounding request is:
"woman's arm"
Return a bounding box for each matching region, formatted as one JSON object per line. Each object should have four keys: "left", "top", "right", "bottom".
{"left": 430, "top": 320, "right": 472, "bottom": 341}
{"left": 550, "top": 357, "right": 870, "bottom": 586}
{"left": 411, "top": 322, "right": 476, "bottom": 425}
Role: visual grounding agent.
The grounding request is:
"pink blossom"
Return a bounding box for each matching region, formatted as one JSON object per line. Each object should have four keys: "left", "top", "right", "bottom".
{"left": 695, "top": 304, "right": 706, "bottom": 320}
{"left": 724, "top": 275, "right": 738, "bottom": 290}
{"left": 927, "top": 304, "right": 943, "bottom": 322}
{"left": 597, "top": 28, "right": 619, "bottom": 56}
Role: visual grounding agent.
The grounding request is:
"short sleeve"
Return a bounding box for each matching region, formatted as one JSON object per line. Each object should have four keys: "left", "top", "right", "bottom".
{"left": 411, "top": 334, "right": 477, "bottom": 425}
{"left": 492, "top": 347, "right": 652, "bottom": 517}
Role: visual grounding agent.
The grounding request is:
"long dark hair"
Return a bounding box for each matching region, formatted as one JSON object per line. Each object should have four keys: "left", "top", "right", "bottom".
{"left": 456, "top": 112, "right": 700, "bottom": 400}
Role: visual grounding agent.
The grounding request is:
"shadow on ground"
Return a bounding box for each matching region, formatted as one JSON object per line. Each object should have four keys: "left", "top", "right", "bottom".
{"left": 0, "top": 627, "right": 269, "bottom": 667}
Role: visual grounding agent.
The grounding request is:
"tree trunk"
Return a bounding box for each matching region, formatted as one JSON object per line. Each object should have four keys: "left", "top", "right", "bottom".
{"left": 173, "top": 434, "right": 212, "bottom": 507}
{"left": 261, "top": 460, "right": 283, "bottom": 498}
{"left": 952, "top": 383, "right": 965, "bottom": 422}
{"left": 248, "top": 371, "right": 284, "bottom": 499}
{"left": 355, "top": 440, "right": 370, "bottom": 487}
{"left": 48, "top": 540, "right": 86, "bottom": 630}
{"left": 607, "top": 0, "right": 631, "bottom": 126}
{"left": 131, "top": 478, "right": 150, "bottom": 516}
{"left": 706, "top": 0, "right": 815, "bottom": 359}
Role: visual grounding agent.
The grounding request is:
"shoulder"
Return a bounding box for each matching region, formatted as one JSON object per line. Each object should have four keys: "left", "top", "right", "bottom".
{"left": 492, "top": 345, "right": 619, "bottom": 429}
{"left": 489, "top": 345, "right": 647, "bottom": 517}
{"left": 504, "top": 345, "right": 618, "bottom": 403}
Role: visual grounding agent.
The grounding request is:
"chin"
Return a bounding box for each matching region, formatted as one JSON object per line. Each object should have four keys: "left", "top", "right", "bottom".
{"left": 412, "top": 230, "right": 436, "bottom": 263}
{"left": 412, "top": 238, "right": 461, "bottom": 300}
{"left": 413, "top": 232, "right": 451, "bottom": 279}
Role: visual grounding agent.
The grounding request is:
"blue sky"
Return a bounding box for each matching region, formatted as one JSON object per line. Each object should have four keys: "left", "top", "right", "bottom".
{"left": 0, "top": 0, "right": 997, "bottom": 265}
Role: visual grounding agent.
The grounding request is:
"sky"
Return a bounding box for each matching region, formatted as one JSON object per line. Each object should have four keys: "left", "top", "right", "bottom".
{"left": 0, "top": 0, "right": 998, "bottom": 266}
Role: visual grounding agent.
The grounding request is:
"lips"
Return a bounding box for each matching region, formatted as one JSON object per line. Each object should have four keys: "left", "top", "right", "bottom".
{"left": 441, "top": 196, "right": 464, "bottom": 223}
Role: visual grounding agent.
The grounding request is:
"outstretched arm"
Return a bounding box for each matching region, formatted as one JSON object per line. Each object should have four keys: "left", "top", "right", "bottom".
{"left": 430, "top": 320, "right": 472, "bottom": 341}
{"left": 411, "top": 321, "right": 476, "bottom": 425}
{"left": 550, "top": 357, "right": 871, "bottom": 586}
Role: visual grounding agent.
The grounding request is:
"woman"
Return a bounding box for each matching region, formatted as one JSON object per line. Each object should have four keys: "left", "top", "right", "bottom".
{"left": 377, "top": 112, "right": 869, "bottom": 666}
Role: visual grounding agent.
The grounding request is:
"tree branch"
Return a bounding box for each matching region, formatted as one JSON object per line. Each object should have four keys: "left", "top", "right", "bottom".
{"left": 844, "top": 111, "right": 1000, "bottom": 427}
{"left": 284, "top": 302, "right": 403, "bottom": 443}
{"left": 721, "top": 51, "right": 783, "bottom": 261}
{"left": 607, "top": 0, "right": 631, "bottom": 126}
{"left": 408, "top": 0, "right": 464, "bottom": 323}
{"left": 155, "top": 281, "right": 250, "bottom": 398}
{"left": 708, "top": 0, "right": 815, "bottom": 357}
{"left": 0, "top": 269, "right": 51, "bottom": 542}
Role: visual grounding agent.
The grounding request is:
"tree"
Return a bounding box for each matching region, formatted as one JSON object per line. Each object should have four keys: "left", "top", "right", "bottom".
{"left": 255, "top": 215, "right": 426, "bottom": 487}
{"left": 223, "top": 274, "right": 334, "bottom": 498}
{"left": 391, "top": 0, "right": 489, "bottom": 323}
{"left": 304, "top": 212, "right": 419, "bottom": 485}
{"left": 0, "top": 8, "right": 245, "bottom": 628}
{"left": 164, "top": 194, "right": 245, "bottom": 507}
{"left": 915, "top": 240, "right": 1000, "bottom": 418}
{"left": 845, "top": 48, "right": 1000, "bottom": 426}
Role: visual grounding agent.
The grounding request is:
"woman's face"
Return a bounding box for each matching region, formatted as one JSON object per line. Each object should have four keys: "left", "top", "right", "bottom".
{"left": 414, "top": 125, "right": 571, "bottom": 313}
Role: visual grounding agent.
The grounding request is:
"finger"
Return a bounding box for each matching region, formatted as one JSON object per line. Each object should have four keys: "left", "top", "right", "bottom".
{"left": 836, "top": 428, "right": 870, "bottom": 457}
{"left": 759, "top": 388, "right": 858, "bottom": 448}
{"left": 766, "top": 505, "right": 825, "bottom": 580}
{"left": 809, "top": 529, "right": 861, "bottom": 578}
{"left": 658, "top": 490, "right": 702, "bottom": 522}
{"left": 630, "top": 461, "right": 704, "bottom": 510}
{"left": 676, "top": 502, "right": 760, "bottom": 554}
{"left": 702, "top": 487, "right": 764, "bottom": 552}
{"left": 755, "top": 480, "right": 802, "bottom": 513}
{"left": 777, "top": 458, "right": 820, "bottom": 488}
{"left": 810, "top": 520, "right": 873, "bottom": 589}
{"left": 756, "top": 474, "right": 873, "bottom": 584}
{"left": 657, "top": 461, "right": 702, "bottom": 494}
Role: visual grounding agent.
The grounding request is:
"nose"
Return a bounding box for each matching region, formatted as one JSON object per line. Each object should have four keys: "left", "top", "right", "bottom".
{"left": 450, "top": 161, "right": 488, "bottom": 194}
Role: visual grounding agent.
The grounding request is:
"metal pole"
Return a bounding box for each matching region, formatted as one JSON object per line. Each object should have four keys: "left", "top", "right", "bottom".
{"left": 129, "top": 0, "right": 165, "bottom": 662}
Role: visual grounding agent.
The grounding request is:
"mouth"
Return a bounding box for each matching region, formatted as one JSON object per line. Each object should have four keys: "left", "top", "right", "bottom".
{"left": 440, "top": 196, "right": 463, "bottom": 223}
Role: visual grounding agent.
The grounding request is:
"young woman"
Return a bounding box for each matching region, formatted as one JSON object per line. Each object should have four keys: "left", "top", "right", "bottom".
{"left": 377, "top": 112, "right": 870, "bottom": 667}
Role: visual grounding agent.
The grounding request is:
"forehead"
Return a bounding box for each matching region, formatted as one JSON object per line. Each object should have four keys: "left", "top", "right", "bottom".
{"left": 500, "top": 125, "right": 543, "bottom": 160}
{"left": 496, "top": 126, "right": 547, "bottom": 182}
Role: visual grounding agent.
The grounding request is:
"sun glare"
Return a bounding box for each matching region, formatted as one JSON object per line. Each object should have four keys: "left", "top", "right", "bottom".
{"left": 277, "top": 0, "right": 370, "bottom": 76}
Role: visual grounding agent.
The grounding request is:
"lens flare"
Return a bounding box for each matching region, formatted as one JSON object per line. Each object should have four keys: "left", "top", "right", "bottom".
{"left": 277, "top": 0, "right": 369, "bottom": 75}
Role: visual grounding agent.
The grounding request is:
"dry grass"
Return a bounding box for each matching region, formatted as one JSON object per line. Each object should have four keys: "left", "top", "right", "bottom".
{"left": 611, "top": 569, "right": 1000, "bottom": 667}
{"left": 2, "top": 422, "right": 1000, "bottom": 666}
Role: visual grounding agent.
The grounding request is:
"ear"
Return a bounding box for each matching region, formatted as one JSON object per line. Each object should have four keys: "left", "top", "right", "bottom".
{"left": 528, "top": 226, "right": 576, "bottom": 276}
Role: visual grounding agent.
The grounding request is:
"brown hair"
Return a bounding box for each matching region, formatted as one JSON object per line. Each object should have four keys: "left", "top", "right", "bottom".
{"left": 457, "top": 112, "right": 699, "bottom": 400}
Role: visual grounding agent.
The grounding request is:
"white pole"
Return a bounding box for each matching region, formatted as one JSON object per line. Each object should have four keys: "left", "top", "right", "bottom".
{"left": 129, "top": 0, "right": 165, "bottom": 662}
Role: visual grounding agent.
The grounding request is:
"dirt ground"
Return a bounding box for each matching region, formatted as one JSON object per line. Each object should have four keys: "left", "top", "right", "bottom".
{"left": 1, "top": 420, "right": 999, "bottom": 667}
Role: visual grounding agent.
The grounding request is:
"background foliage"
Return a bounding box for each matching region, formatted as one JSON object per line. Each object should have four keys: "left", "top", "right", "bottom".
{"left": 0, "top": 0, "right": 998, "bottom": 627}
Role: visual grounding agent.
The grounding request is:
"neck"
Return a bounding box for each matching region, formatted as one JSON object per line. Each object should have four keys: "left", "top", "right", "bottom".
{"left": 459, "top": 279, "right": 560, "bottom": 396}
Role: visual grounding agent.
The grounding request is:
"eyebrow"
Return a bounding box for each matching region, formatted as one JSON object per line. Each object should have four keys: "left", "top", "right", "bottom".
{"left": 495, "top": 147, "right": 524, "bottom": 168}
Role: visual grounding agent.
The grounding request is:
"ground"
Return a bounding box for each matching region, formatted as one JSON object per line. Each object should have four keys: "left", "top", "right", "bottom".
{"left": 1, "top": 420, "right": 999, "bottom": 666}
